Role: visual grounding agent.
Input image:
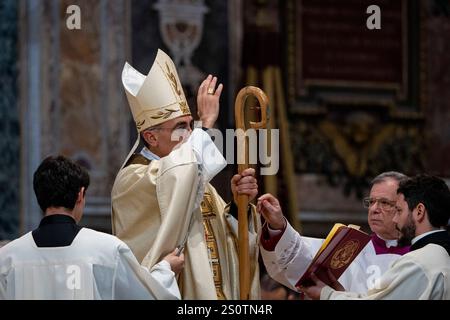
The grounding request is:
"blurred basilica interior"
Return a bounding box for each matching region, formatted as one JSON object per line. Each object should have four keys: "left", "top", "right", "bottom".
{"left": 1, "top": 0, "right": 449, "bottom": 242}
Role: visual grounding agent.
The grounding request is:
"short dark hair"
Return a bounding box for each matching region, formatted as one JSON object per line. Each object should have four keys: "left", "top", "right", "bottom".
{"left": 397, "top": 175, "right": 450, "bottom": 228}
{"left": 371, "top": 171, "right": 408, "bottom": 186}
{"left": 140, "top": 131, "right": 150, "bottom": 149}
{"left": 33, "top": 155, "right": 90, "bottom": 212}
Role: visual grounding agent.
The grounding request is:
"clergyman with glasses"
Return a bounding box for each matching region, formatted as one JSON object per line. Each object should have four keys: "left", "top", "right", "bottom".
{"left": 256, "top": 171, "right": 410, "bottom": 295}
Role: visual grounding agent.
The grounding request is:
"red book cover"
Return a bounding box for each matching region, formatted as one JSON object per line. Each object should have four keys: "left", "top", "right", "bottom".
{"left": 296, "top": 226, "right": 371, "bottom": 288}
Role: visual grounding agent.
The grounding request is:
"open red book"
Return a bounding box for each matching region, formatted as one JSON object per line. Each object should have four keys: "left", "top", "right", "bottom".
{"left": 296, "top": 223, "right": 371, "bottom": 288}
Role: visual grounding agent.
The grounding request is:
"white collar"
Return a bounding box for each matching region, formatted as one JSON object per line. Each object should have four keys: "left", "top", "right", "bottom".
{"left": 376, "top": 234, "right": 398, "bottom": 248}
{"left": 140, "top": 147, "right": 160, "bottom": 161}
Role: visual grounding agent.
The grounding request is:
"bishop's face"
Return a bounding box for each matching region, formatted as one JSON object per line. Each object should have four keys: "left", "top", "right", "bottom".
{"left": 145, "top": 115, "right": 194, "bottom": 157}
{"left": 393, "top": 193, "right": 416, "bottom": 247}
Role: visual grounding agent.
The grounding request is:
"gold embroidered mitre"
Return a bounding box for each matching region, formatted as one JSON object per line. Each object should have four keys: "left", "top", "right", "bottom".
{"left": 122, "top": 49, "right": 191, "bottom": 132}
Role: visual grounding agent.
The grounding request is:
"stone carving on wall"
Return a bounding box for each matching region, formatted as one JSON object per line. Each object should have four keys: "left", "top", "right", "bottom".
{"left": 153, "top": 0, "right": 209, "bottom": 92}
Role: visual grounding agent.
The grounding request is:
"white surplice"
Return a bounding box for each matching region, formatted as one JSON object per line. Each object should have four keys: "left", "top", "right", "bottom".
{"left": 0, "top": 228, "right": 180, "bottom": 300}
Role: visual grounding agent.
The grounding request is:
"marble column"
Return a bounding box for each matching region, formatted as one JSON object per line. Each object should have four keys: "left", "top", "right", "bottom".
{"left": 18, "top": 0, "right": 131, "bottom": 234}
{"left": 0, "top": 0, "right": 20, "bottom": 240}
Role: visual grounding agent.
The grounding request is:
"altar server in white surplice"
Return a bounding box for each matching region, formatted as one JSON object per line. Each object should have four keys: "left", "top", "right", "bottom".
{"left": 0, "top": 155, "right": 183, "bottom": 300}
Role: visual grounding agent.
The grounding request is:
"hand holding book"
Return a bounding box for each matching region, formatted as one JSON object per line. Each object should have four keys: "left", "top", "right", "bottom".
{"left": 295, "top": 223, "right": 371, "bottom": 288}
{"left": 297, "top": 270, "right": 345, "bottom": 300}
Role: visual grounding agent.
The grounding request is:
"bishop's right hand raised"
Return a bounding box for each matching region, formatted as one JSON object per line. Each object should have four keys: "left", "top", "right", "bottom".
{"left": 197, "top": 74, "right": 223, "bottom": 129}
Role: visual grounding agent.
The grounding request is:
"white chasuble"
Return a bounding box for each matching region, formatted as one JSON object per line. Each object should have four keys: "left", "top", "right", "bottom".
{"left": 112, "top": 129, "right": 261, "bottom": 299}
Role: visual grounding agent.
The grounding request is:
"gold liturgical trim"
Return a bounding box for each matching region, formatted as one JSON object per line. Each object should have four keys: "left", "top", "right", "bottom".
{"left": 201, "top": 193, "right": 226, "bottom": 300}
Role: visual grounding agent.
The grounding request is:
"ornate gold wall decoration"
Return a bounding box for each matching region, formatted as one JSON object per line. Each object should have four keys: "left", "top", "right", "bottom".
{"left": 284, "top": 0, "right": 427, "bottom": 196}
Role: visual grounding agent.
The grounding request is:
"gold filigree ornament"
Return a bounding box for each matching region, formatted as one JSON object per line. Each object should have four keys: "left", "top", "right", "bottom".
{"left": 165, "top": 62, "right": 182, "bottom": 96}
{"left": 150, "top": 108, "right": 179, "bottom": 120}
{"left": 179, "top": 101, "right": 190, "bottom": 115}
{"left": 136, "top": 119, "right": 146, "bottom": 130}
{"left": 330, "top": 240, "right": 359, "bottom": 269}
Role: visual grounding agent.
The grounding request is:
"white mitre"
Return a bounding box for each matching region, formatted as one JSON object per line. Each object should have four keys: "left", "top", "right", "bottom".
{"left": 122, "top": 48, "right": 191, "bottom": 131}
{"left": 120, "top": 49, "right": 191, "bottom": 168}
